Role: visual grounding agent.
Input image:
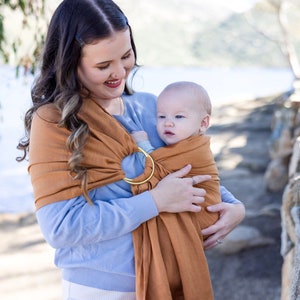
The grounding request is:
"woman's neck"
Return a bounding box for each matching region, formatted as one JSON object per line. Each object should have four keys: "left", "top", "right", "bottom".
{"left": 93, "top": 97, "right": 124, "bottom": 115}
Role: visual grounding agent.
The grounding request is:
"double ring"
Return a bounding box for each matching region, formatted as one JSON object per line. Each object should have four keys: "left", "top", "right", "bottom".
{"left": 216, "top": 239, "right": 223, "bottom": 245}
{"left": 124, "top": 147, "right": 155, "bottom": 185}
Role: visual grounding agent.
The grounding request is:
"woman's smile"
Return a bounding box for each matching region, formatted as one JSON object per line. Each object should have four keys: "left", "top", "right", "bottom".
{"left": 105, "top": 79, "right": 123, "bottom": 88}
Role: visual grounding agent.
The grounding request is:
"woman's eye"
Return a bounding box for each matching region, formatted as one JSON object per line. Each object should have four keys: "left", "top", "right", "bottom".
{"left": 97, "top": 64, "right": 109, "bottom": 70}
{"left": 122, "top": 52, "right": 132, "bottom": 60}
{"left": 98, "top": 65, "right": 109, "bottom": 70}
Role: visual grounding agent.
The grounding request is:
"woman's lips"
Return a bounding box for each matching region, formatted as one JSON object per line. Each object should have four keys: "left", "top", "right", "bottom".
{"left": 105, "top": 79, "right": 122, "bottom": 88}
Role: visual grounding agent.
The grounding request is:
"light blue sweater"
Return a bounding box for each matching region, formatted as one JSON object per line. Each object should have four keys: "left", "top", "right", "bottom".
{"left": 36, "top": 92, "right": 240, "bottom": 292}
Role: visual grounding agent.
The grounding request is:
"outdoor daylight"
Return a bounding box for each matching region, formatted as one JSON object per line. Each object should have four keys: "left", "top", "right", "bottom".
{"left": 0, "top": 0, "right": 299, "bottom": 299}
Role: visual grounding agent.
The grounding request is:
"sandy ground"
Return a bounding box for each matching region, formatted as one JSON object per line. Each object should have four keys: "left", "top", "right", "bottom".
{"left": 0, "top": 213, "right": 61, "bottom": 300}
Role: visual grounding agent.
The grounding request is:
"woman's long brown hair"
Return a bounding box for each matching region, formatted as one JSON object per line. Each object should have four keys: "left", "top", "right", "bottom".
{"left": 17, "top": 0, "right": 138, "bottom": 203}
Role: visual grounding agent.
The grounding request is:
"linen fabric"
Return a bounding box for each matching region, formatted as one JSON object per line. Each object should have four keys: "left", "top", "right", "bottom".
{"left": 29, "top": 98, "right": 138, "bottom": 209}
{"left": 131, "top": 136, "right": 219, "bottom": 299}
{"left": 29, "top": 96, "right": 215, "bottom": 299}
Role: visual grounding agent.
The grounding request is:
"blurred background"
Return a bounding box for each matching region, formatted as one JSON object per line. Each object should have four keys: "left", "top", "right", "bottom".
{"left": 0, "top": 0, "right": 298, "bottom": 212}
{"left": 0, "top": 1, "right": 299, "bottom": 299}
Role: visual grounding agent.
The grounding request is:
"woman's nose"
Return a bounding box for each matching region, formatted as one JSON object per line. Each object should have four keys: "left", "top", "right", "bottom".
{"left": 111, "top": 64, "right": 126, "bottom": 79}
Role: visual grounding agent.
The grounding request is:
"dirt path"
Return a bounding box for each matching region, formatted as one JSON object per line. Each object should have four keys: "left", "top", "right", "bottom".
{"left": 207, "top": 95, "right": 283, "bottom": 300}
{"left": 0, "top": 213, "right": 61, "bottom": 300}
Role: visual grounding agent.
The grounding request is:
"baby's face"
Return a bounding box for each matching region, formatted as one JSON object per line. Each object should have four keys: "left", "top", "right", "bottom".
{"left": 156, "top": 89, "right": 207, "bottom": 145}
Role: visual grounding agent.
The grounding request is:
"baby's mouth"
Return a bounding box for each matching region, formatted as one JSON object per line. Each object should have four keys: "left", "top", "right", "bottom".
{"left": 164, "top": 130, "right": 174, "bottom": 136}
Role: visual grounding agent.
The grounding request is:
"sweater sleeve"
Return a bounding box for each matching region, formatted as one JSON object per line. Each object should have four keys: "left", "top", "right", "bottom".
{"left": 36, "top": 187, "right": 158, "bottom": 249}
{"left": 220, "top": 185, "right": 242, "bottom": 204}
{"left": 137, "top": 140, "right": 155, "bottom": 153}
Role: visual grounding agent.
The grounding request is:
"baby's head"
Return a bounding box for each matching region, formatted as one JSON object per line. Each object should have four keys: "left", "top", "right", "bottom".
{"left": 156, "top": 81, "right": 212, "bottom": 145}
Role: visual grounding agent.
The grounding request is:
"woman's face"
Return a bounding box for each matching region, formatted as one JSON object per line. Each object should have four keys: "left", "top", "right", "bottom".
{"left": 77, "top": 28, "right": 135, "bottom": 103}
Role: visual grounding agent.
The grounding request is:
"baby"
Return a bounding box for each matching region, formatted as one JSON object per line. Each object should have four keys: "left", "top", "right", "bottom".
{"left": 131, "top": 81, "right": 220, "bottom": 230}
{"left": 129, "top": 81, "right": 221, "bottom": 297}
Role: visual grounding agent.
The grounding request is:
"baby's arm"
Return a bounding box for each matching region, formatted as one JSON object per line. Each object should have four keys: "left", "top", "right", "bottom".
{"left": 131, "top": 130, "right": 149, "bottom": 143}
{"left": 131, "top": 130, "right": 155, "bottom": 153}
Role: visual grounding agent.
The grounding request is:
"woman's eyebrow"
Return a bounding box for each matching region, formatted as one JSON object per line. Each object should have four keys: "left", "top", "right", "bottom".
{"left": 95, "top": 48, "right": 132, "bottom": 65}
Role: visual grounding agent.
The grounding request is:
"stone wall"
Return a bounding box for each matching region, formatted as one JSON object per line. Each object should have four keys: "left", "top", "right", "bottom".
{"left": 264, "top": 84, "right": 300, "bottom": 300}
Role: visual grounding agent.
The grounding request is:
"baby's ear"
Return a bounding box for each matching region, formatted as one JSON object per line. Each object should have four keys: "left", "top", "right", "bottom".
{"left": 201, "top": 115, "right": 210, "bottom": 130}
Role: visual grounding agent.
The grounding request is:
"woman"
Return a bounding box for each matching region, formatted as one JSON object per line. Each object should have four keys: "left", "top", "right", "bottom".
{"left": 17, "top": 0, "right": 245, "bottom": 299}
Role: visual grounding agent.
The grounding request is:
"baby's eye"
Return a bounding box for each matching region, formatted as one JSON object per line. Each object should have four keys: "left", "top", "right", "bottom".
{"left": 158, "top": 115, "right": 166, "bottom": 119}
{"left": 175, "top": 115, "right": 185, "bottom": 119}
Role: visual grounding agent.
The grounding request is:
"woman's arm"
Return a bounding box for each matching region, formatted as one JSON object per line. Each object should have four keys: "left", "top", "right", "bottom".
{"left": 36, "top": 189, "right": 158, "bottom": 249}
{"left": 37, "top": 164, "right": 209, "bottom": 249}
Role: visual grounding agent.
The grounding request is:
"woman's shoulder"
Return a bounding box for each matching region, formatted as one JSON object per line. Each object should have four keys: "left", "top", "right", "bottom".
{"left": 123, "top": 91, "right": 157, "bottom": 114}
{"left": 124, "top": 91, "right": 157, "bottom": 103}
{"left": 34, "top": 104, "right": 61, "bottom": 123}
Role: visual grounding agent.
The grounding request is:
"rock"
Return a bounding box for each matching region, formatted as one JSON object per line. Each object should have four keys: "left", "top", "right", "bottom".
{"left": 214, "top": 225, "right": 275, "bottom": 255}
{"left": 239, "top": 157, "right": 269, "bottom": 172}
{"left": 0, "top": 212, "right": 36, "bottom": 230}
{"left": 219, "top": 168, "right": 250, "bottom": 179}
{"left": 264, "top": 158, "right": 289, "bottom": 192}
{"left": 246, "top": 203, "right": 281, "bottom": 218}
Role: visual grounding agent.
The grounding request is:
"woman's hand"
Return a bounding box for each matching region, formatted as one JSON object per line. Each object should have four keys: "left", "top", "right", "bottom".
{"left": 150, "top": 164, "right": 211, "bottom": 213}
{"left": 201, "top": 202, "right": 245, "bottom": 250}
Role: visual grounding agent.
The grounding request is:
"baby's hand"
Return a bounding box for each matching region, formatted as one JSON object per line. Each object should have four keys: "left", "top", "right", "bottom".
{"left": 131, "top": 131, "right": 149, "bottom": 143}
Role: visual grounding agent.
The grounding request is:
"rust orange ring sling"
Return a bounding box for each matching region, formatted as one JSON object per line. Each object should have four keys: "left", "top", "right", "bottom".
{"left": 28, "top": 97, "right": 216, "bottom": 300}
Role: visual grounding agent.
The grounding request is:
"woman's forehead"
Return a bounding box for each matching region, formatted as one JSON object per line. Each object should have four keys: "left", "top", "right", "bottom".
{"left": 80, "top": 29, "right": 131, "bottom": 60}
